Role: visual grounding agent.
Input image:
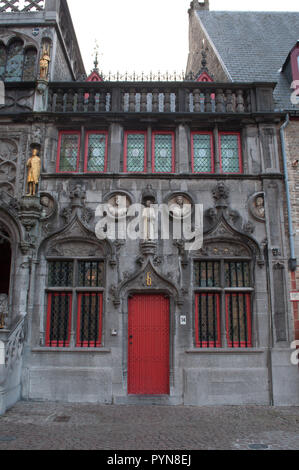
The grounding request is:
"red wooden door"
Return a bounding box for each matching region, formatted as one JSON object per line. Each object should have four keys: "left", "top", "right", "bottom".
{"left": 128, "top": 294, "right": 170, "bottom": 395}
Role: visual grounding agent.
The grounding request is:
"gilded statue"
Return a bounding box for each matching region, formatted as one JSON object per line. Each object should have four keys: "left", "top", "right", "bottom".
{"left": 39, "top": 44, "right": 51, "bottom": 80}
{"left": 26, "top": 148, "right": 41, "bottom": 197}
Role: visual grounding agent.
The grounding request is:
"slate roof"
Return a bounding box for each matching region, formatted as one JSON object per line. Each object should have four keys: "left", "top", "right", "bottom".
{"left": 196, "top": 11, "right": 299, "bottom": 111}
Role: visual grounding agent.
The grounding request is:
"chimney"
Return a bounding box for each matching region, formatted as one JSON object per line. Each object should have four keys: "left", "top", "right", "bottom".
{"left": 189, "top": 0, "right": 210, "bottom": 11}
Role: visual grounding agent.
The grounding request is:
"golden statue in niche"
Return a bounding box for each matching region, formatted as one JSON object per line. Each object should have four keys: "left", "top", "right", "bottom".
{"left": 39, "top": 43, "right": 51, "bottom": 80}
{"left": 26, "top": 148, "right": 41, "bottom": 197}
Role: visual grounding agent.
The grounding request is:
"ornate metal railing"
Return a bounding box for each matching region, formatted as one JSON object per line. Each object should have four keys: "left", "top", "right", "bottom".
{"left": 48, "top": 81, "right": 276, "bottom": 114}
{"left": 0, "top": 0, "right": 45, "bottom": 12}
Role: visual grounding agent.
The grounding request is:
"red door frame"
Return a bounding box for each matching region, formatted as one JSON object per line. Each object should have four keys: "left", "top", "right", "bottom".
{"left": 128, "top": 293, "right": 170, "bottom": 395}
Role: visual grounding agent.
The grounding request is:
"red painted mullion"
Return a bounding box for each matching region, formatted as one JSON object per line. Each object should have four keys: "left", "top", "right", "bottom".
{"left": 219, "top": 132, "right": 243, "bottom": 175}
{"left": 56, "top": 131, "right": 81, "bottom": 174}
{"left": 191, "top": 131, "right": 214, "bottom": 174}
{"left": 152, "top": 131, "right": 175, "bottom": 174}
{"left": 84, "top": 131, "right": 108, "bottom": 173}
{"left": 76, "top": 293, "right": 103, "bottom": 348}
{"left": 124, "top": 131, "right": 147, "bottom": 173}
{"left": 225, "top": 293, "right": 252, "bottom": 348}
{"left": 46, "top": 292, "right": 72, "bottom": 348}
{"left": 195, "top": 293, "right": 221, "bottom": 348}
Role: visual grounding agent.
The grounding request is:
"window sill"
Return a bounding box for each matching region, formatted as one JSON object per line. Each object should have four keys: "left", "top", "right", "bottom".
{"left": 185, "top": 348, "right": 265, "bottom": 354}
{"left": 31, "top": 347, "right": 111, "bottom": 354}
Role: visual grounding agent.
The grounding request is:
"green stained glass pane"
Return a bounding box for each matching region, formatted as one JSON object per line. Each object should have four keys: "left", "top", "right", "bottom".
{"left": 58, "top": 134, "right": 79, "bottom": 172}
{"left": 221, "top": 134, "right": 241, "bottom": 173}
{"left": 154, "top": 134, "right": 173, "bottom": 173}
{"left": 126, "top": 134, "right": 145, "bottom": 172}
{"left": 48, "top": 261, "right": 73, "bottom": 287}
{"left": 87, "top": 133, "right": 106, "bottom": 172}
{"left": 6, "top": 40, "right": 23, "bottom": 82}
{"left": 194, "top": 261, "right": 220, "bottom": 287}
{"left": 193, "top": 134, "right": 212, "bottom": 172}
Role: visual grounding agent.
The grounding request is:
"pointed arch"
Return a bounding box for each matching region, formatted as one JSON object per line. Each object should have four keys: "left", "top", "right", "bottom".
{"left": 6, "top": 38, "right": 24, "bottom": 82}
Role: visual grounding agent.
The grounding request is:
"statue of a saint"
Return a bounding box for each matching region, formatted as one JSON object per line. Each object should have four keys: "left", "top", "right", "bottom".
{"left": 142, "top": 200, "right": 156, "bottom": 240}
{"left": 108, "top": 195, "right": 128, "bottom": 219}
{"left": 39, "top": 44, "right": 51, "bottom": 80}
{"left": 0, "top": 294, "right": 8, "bottom": 330}
{"left": 26, "top": 148, "right": 41, "bottom": 197}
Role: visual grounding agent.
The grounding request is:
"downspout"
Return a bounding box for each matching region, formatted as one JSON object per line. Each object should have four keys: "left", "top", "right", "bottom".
{"left": 280, "top": 114, "right": 297, "bottom": 271}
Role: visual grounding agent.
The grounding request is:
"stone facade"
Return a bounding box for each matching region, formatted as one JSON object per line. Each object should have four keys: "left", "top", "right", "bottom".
{"left": 0, "top": 0, "right": 298, "bottom": 414}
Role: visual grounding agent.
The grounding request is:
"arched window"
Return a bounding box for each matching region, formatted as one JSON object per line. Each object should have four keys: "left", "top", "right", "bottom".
{"left": 6, "top": 39, "right": 24, "bottom": 82}
{"left": 0, "top": 43, "right": 6, "bottom": 81}
{"left": 23, "top": 47, "right": 37, "bottom": 81}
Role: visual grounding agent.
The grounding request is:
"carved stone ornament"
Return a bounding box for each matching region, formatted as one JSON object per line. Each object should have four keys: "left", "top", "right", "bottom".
{"left": 249, "top": 192, "right": 266, "bottom": 222}
{"left": 168, "top": 194, "right": 192, "bottom": 220}
{"left": 212, "top": 182, "right": 229, "bottom": 208}
{"left": 107, "top": 194, "right": 131, "bottom": 220}
{"left": 0, "top": 138, "right": 18, "bottom": 196}
{"left": 0, "top": 293, "right": 8, "bottom": 329}
{"left": 40, "top": 192, "right": 56, "bottom": 220}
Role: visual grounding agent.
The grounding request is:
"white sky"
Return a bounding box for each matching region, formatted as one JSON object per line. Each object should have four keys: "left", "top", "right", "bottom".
{"left": 68, "top": 0, "right": 299, "bottom": 75}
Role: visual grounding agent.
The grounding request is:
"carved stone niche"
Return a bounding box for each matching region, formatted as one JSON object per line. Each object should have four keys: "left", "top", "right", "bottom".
{"left": 0, "top": 138, "right": 18, "bottom": 196}
{"left": 47, "top": 240, "right": 105, "bottom": 258}
{"left": 40, "top": 192, "right": 57, "bottom": 220}
{"left": 248, "top": 192, "right": 265, "bottom": 222}
{"left": 167, "top": 193, "right": 193, "bottom": 220}
{"left": 106, "top": 193, "right": 131, "bottom": 220}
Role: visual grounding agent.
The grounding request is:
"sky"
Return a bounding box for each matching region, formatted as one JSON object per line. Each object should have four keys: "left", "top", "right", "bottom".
{"left": 68, "top": 0, "right": 299, "bottom": 76}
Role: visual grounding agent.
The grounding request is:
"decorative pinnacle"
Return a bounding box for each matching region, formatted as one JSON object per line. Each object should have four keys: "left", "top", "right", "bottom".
{"left": 93, "top": 40, "right": 100, "bottom": 72}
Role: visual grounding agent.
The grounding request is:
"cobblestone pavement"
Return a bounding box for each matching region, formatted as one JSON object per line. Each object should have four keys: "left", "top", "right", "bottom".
{"left": 0, "top": 402, "right": 298, "bottom": 450}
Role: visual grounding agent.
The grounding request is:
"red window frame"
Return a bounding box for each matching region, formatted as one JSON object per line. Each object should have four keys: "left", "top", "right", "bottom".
{"left": 225, "top": 293, "right": 252, "bottom": 348}
{"left": 45, "top": 292, "right": 72, "bottom": 347}
{"left": 219, "top": 132, "right": 243, "bottom": 175}
{"left": 191, "top": 131, "right": 215, "bottom": 174}
{"left": 124, "top": 131, "right": 147, "bottom": 173}
{"left": 195, "top": 293, "right": 221, "bottom": 348}
{"left": 56, "top": 131, "right": 81, "bottom": 174}
{"left": 84, "top": 130, "right": 108, "bottom": 173}
{"left": 152, "top": 131, "right": 175, "bottom": 174}
{"left": 76, "top": 292, "right": 103, "bottom": 348}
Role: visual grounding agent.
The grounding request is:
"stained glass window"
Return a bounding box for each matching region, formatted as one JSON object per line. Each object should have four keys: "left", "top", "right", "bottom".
{"left": 57, "top": 132, "right": 80, "bottom": 172}
{"left": 23, "top": 47, "right": 37, "bottom": 81}
{"left": 194, "top": 261, "right": 221, "bottom": 287}
{"left": 220, "top": 134, "right": 242, "bottom": 173}
{"left": 195, "top": 293, "right": 220, "bottom": 347}
{"left": 192, "top": 133, "right": 213, "bottom": 173}
{"left": 153, "top": 133, "right": 173, "bottom": 173}
{"left": 6, "top": 40, "right": 24, "bottom": 82}
{"left": 46, "top": 293, "right": 72, "bottom": 347}
{"left": 78, "top": 261, "right": 104, "bottom": 287}
{"left": 86, "top": 133, "right": 107, "bottom": 172}
{"left": 77, "top": 293, "right": 102, "bottom": 347}
{"left": 226, "top": 293, "right": 252, "bottom": 347}
{"left": 48, "top": 261, "right": 73, "bottom": 287}
{"left": 0, "top": 44, "right": 6, "bottom": 81}
{"left": 125, "top": 133, "right": 146, "bottom": 172}
{"left": 224, "top": 262, "right": 251, "bottom": 288}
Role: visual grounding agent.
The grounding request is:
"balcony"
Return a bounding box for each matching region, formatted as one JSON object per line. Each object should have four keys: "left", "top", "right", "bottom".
{"left": 0, "top": 81, "right": 277, "bottom": 115}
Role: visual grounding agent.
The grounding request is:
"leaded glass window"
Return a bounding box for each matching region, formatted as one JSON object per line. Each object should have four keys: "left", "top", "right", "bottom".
{"left": 22, "top": 47, "right": 37, "bottom": 81}
{"left": 0, "top": 44, "right": 6, "bottom": 81}
{"left": 226, "top": 293, "right": 252, "bottom": 347}
{"left": 194, "top": 261, "right": 220, "bottom": 287}
{"left": 77, "top": 293, "right": 102, "bottom": 347}
{"left": 46, "top": 293, "right": 72, "bottom": 347}
{"left": 6, "top": 40, "right": 24, "bottom": 82}
{"left": 192, "top": 133, "right": 213, "bottom": 173}
{"left": 57, "top": 132, "right": 80, "bottom": 172}
{"left": 153, "top": 133, "right": 174, "bottom": 173}
{"left": 48, "top": 261, "right": 73, "bottom": 287}
{"left": 195, "top": 293, "right": 221, "bottom": 348}
{"left": 85, "top": 132, "right": 107, "bottom": 172}
{"left": 224, "top": 262, "right": 251, "bottom": 288}
{"left": 125, "top": 133, "right": 146, "bottom": 172}
{"left": 220, "top": 134, "right": 242, "bottom": 173}
{"left": 78, "top": 261, "right": 104, "bottom": 287}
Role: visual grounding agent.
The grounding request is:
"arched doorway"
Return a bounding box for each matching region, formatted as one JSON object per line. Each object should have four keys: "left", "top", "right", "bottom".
{"left": 0, "top": 226, "right": 11, "bottom": 329}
